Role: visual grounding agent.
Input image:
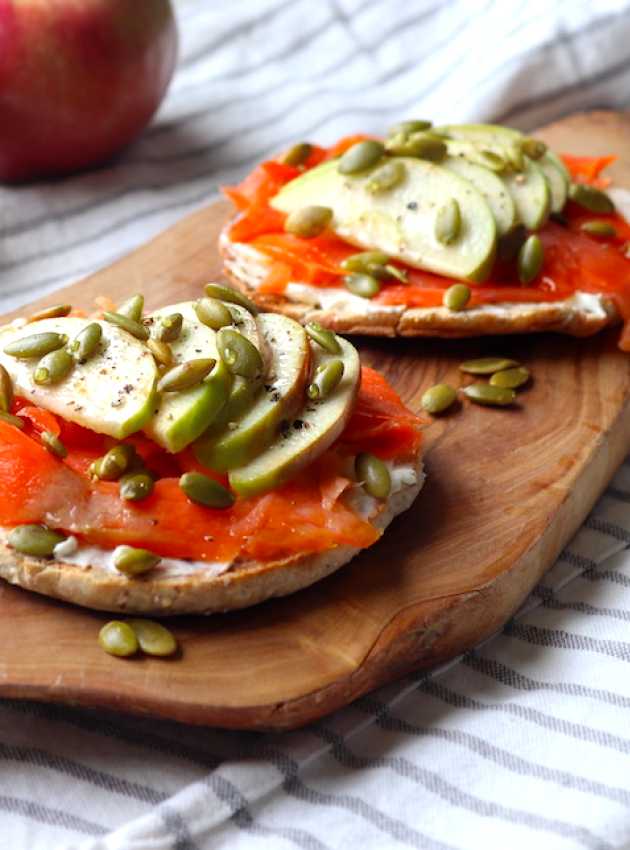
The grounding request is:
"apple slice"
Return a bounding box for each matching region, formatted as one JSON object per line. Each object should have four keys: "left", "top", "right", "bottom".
{"left": 229, "top": 336, "right": 361, "bottom": 499}
{"left": 194, "top": 314, "right": 310, "bottom": 471}
{"left": 0, "top": 317, "right": 157, "bottom": 439}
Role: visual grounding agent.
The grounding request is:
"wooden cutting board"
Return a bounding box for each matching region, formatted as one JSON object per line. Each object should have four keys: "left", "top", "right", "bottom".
{"left": 1, "top": 111, "right": 629, "bottom": 730}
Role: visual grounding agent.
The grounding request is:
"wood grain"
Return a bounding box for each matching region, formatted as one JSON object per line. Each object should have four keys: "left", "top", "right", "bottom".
{"left": 1, "top": 111, "right": 629, "bottom": 730}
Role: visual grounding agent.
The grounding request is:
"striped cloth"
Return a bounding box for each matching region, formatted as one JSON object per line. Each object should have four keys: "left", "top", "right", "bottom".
{"left": 3, "top": 1, "right": 630, "bottom": 848}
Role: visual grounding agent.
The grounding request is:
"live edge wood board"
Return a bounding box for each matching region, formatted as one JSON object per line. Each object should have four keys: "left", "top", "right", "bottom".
{"left": 1, "top": 111, "right": 629, "bottom": 730}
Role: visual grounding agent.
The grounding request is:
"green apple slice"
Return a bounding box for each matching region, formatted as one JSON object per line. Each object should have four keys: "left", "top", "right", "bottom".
{"left": 0, "top": 317, "right": 157, "bottom": 439}
{"left": 538, "top": 151, "right": 569, "bottom": 213}
{"left": 194, "top": 313, "right": 310, "bottom": 471}
{"left": 443, "top": 155, "right": 517, "bottom": 235}
{"left": 271, "top": 157, "right": 497, "bottom": 282}
{"left": 502, "top": 158, "right": 551, "bottom": 230}
{"left": 229, "top": 336, "right": 361, "bottom": 499}
{"left": 439, "top": 123, "right": 525, "bottom": 168}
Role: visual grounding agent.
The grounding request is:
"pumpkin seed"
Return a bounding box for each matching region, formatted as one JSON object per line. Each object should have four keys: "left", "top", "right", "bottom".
{"left": 385, "top": 131, "right": 446, "bottom": 161}
{"left": 490, "top": 366, "right": 530, "bottom": 389}
{"left": 459, "top": 357, "right": 519, "bottom": 375}
{"left": 195, "top": 297, "right": 232, "bottom": 330}
{"left": 98, "top": 621, "right": 138, "bottom": 657}
{"left": 580, "top": 220, "right": 617, "bottom": 239}
{"left": 147, "top": 338, "right": 173, "bottom": 368}
{"left": 117, "top": 294, "right": 144, "bottom": 323}
{"left": 307, "top": 358, "right": 344, "bottom": 400}
{"left": 179, "top": 471, "right": 235, "bottom": 508}
{"left": 41, "top": 431, "right": 68, "bottom": 459}
{"left": 421, "top": 383, "right": 457, "bottom": 415}
{"left": 0, "top": 411, "right": 24, "bottom": 429}
{"left": 127, "top": 619, "right": 178, "bottom": 657}
{"left": 158, "top": 358, "right": 215, "bottom": 392}
{"left": 217, "top": 328, "right": 263, "bottom": 378}
{"left": 70, "top": 322, "right": 102, "bottom": 363}
{"left": 28, "top": 304, "right": 72, "bottom": 322}
{"left": 204, "top": 283, "right": 259, "bottom": 315}
{"left": 383, "top": 264, "right": 408, "bottom": 283}
{"left": 435, "top": 199, "right": 461, "bottom": 244}
{"left": 518, "top": 234, "right": 544, "bottom": 284}
{"left": 389, "top": 119, "right": 432, "bottom": 135}
{"left": 34, "top": 348, "right": 74, "bottom": 385}
{"left": 443, "top": 283, "right": 470, "bottom": 311}
{"left": 91, "top": 444, "right": 135, "bottom": 481}
{"left": 305, "top": 322, "right": 341, "bottom": 354}
{"left": 0, "top": 364, "right": 13, "bottom": 412}
{"left": 569, "top": 182, "right": 614, "bottom": 214}
{"left": 8, "top": 524, "right": 65, "bottom": 557}
{"left": 4, "top": 331, "right": 67, "bottom": 359}
{"left": 478, "top": 149, "right": 507, "bottom": 171}
{"left": 281, "top": 142, "right": 312, "bottom": 167}
{"left": 344, "top": 273, "right": 381, "bottom": 298}
{"left": 355, "top": 452, "right": 391, "bottom": 500}
{"left": 506, "top": 145, "right": 525, "bottom": 172}
{"left": 284, "top": 205, "right": 333, "bottom": 238}
{"left": 153, "top": 312, "right": 183, "bottom": 342}
{"left": 103, "top": 311, "right": 149, "bottom": 341}
{"left": 462, "top": 383, "right": 516, "bottom": 407}
{"left": 119, "top": 472, "right": 154, "bottom": 502}
{"left": 366, "top": 159, "right": 406, "bottom": 193}
{"left": 338, "top": 140, "right": 385, "bottom": 175}
{"left": 520, "top": 137, "right": 547, "bottom": 160}
{"left": 341, "top": 251, "right": 390, "bottom": 275}
{"left": 113, "top": 545, "right": 161, "bottom": 576}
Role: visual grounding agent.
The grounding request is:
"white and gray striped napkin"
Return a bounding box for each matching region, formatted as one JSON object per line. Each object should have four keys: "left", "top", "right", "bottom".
{"left": 3, "top": 2, "right": 630, "bottom": 848}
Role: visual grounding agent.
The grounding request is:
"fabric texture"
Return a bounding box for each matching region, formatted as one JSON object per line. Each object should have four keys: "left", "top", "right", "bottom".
{"left": 3, "top": 1, "right": 630, "bottom": 847}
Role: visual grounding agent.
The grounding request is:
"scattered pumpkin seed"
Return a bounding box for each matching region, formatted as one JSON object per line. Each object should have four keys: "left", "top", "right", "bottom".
{"left": 355, "top": 452, "right": 391, "bottom": 500}
{"left": 580, "top": 220, "right": 617, "bottom": 239}
{"left": 338, "top": 140, "right": 385, "bottom": 175}
{"left": 179, "top": 471, "right": 235, "bottom": 508}
{"left": 386, "top": 132, "right": 446, "bottom": 161}
{"left": 281, "top": 142, "right": 312, "bottom": 167}
{"left": 4, "top": 331, "right": 67, "bottom": 359}
{"left": 520, "top": 137, "right": 547, "bottom": 159}
{"left": 98, "top": 621, "right": 139, "bottom": 657}
{"left": 204, "top": 283, "right": 259, "bottom": 315}
{"left": 91, "top": 444, "right": 136, "bottom": 481}
{"left": 34, "top": 348, "right": 74, "bottom": 385}
{"left": 366, "top": 159, "right": 406, "bottom": 193}
{"left": 383, "top": 264, "right": 408, "bottom": 283}
{"left": 490, "top": 366, "right": 530, "bottom": 389}
{"left": 569, "top": 182, "right": 614, "bottom": 214}
{"left": 41, "top": 431, "right": 68, "bottom": 459}
{"left": 127, "top": 619, "right": 178, "bottom": 657}
{"left": 459, "top": 357, "right": 519, "bottom": 375}
{"left": 435, "top": 199, "right": 461, "bottom": 245}
{"left": 147, "top": 338, "right": 173, "bottom": 368}
{"left": 284, "top": 205, "right": 333, "bottom": 238}
{"left": 389, "top": 119, "right": 432, "bottom": 135}
{"left": 0, "top": 364, "right": 13, "bottom": 412}
{"left": 158, "top": 358, "right": 215, "bottom": 392}
{"left": 421, "top": 383, "right": 457, "bottom": 415}
{"left": 103, "top": 311, "right": 149, "bottom": 341}
{"left": 344, "top": 273, "right": 381, "bottom": 298}
{"left": 307, "top": 358, "right": 344, "bottom": 400}
{"left": 341, "top": 251, "right": 390, "bottom": 275}
{"left": 195, "top": 297, "right": 233, "bottom": 330}
{"left": 217, "top": 329, "right": 263, "bottom": 378}
{"left": 153, "top": 312, "right": 183, "bottom": 342}
{"left": 71, "top": 322, "right": 102, "bottom": 363}
{"left": 27, "top": 304, "right": 72, "bottom": 322}
{"left": 506, "top": 145, "right": 525, "bottom": 171}
{"left": 8, "top": 524, "right": 65, "bottom": 557}
{"left": 478, "top": 149, "right": 506, "bottom": 171}
{"left": 113, "top": 545, "right": 161, "bottom": 576}
{"left": 305, "top": 322, "right": 341, "bottom": 354}
{"left": 518, "top": 234, "right": 544, "bottom": 285}
{"left": 462, "top": 383, "right": 516, "bottom": 407}
{"left": 443, "top": 283, "right": 470, "bottom": 311}
{"left": 117, "top": 294, "right": 144, "bottom": 323}
{"left": 119, "top": 472, "right": 154, "bottom": 502}
{"left": 0, "top": 410, "right": 24, "bottom": 429}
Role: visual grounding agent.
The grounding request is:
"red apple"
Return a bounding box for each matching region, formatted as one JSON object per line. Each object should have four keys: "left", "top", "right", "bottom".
{"left": 0, "top": 0, "right": 178, "bottom": 182}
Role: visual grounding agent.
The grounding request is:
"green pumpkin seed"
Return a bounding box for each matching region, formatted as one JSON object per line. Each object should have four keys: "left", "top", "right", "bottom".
{"left": 518, "top": 234, "right": 544, "bottom": 285}
{"left": 389, "top": 119, "right": 432, "bottom": 135}
{"left": 113, "top": 545, "right": 161, "bottom": 576}
{"left": 204, "top": 283, "right": 259, "bottom": 315}
{"left": 520, "top": 137, "right": 547, "bottom": 160}
{"left": 147, "top": 338, "right": 173, "bottom": 368}
{"left": 4, "top": 331, "right": 68, "bottom": 359}
{"left": 382, "top": 264, "right": 408, "bottom": 283}
{"left": 459, "top": 357, "right": 519, "bottom": 375}
{"left": 153, "top": 312, "right": 183, "bottom": 342}
{"left": 70, "top": 322, "right": 102, "bottom": 363}
{"left": 98, "top": 621, "right": 138, "bottom": 657}
{"left": 421, "top": 383, "right": 457, "bottom": 415}
{"left": 120, "top": 472, "right": 154, "bottom": 502}
{"left": 344, "top": 273, "right": 381, "bottom": 298}
{"left": 463, "top": 383, "right": 516, "bottom": 406}
{"left": 27, "top": 304, "right": 72, "bottom": 322}
{"left": 91, "top": 444, "right": 135, "bottom": 481}
{"left": 284, "top": 205, "right": 333, "bottom": 238}
{"left": 569, "top": 182, "right": 614, "bottom": 214}
{"left": 435, "top": 199, "right": 461, "bottom": 245}
{"left": 338, "top": 140, "right": 385, "bottom": 175}
{"left": 366, "top": 159, "right": 406, "bottom": 193}
{"left": 217, "top": 329, "right": 263, "bottom": 378}
{"left": 34, "top": 348, "right": 74, "bottom": 385}
{"left": 41, "top": 431, "right": 68, "bottom": 459}
{"left": 8, "top": 524, "right": 65, "bottom": 557}
{"left": 0, "top": 364, "right": 13, "bottom": 412}
{"left": 490, "top": 366, "right": 530, "bottom": 389}
{"left": 180, "top": 471, "right": 235, "bottom": 508}
{"left": 307, "top": 358, "right": 344, "bottom": 400}
{"left": 195, "top": 297, "right": 233, "bottom": 330}
{"left": 355, "top": 452, "right": 391, "bottom": 500}
{"left": 443, "top": 283, "right": 470, "bottom": 311}
{"left": 158, "top": 358, "right": 215, "bottom": 392}
{"left": 305, "top": 322, "right": 341, "bottom": 354}
{"left": 117, "top": 294, "right": 144, "bottom": 323}
{"left": 580, "top": 220, "right": 617, "bottom": 239}
{"left": 385, "top": 131, "right": 447, "bottom": 161}
{"left": 506, "top": 145, "right": 525, "bottom": 172}
{"left": 341, "top": 251, "right": 390, "bottom": 274}
{"left": 103, "top": 311, "right": 149, "bottom": 341}
{"left": 281, "top": 142, "right": 312, "bottom": 167}
{"left": 478, "top": 149, "right": 507, "bottom": 171}
{"left": 127, "top": 619, "right": 178, "bottom": 657}
{"left": 0, "top": 410, "right": 24, "bottom": 429}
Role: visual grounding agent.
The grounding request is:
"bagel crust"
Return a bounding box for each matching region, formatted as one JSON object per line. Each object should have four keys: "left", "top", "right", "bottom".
{"left": 0, "top": 457, "right": 424, "bottom": 616}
